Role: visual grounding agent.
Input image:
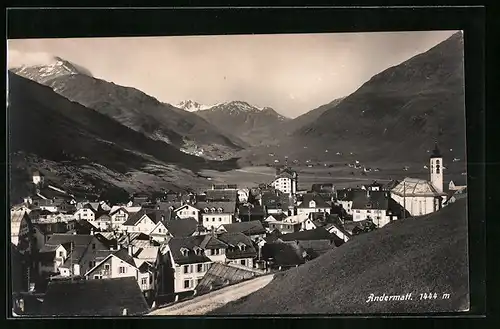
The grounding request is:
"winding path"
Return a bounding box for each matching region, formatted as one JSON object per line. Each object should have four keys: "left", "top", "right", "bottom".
{"left": 148, "top": 274, "right": 274, "bottom": 316}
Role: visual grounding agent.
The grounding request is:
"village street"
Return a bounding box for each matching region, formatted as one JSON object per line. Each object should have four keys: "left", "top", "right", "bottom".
{"left": 148, "top": 274, "right": 275, "bottom": 316}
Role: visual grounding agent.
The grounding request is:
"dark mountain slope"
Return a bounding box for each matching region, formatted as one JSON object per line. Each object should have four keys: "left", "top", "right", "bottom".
{"left": 211, "top": 198, "right": 468, "bottom": 314}
{"left": 238, "top": 32, "right": 465, "bottom": 169}
{"left": 42, "top": 74, "right": 247, "bottom": 160}
{"left": 296, "top": 32, "right": 465, "bottom": 163}
{"left": 8, "top": 72, "right": 229, "bottom": 200}
{"left": 195, "top": 101, "right": 290, "bottom": 146}
{"left": 282, "top": 97, "right": 344, "bottom": 136}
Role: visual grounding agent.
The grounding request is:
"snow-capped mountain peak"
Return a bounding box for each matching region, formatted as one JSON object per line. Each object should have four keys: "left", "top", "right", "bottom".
{"left": 10, "top": 56, "right": 93, "bottom": 84}
{"left": 176, "top": 100, "right": 220, "bottom": 112}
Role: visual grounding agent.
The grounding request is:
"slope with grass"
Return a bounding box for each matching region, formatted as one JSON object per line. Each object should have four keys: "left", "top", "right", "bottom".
{"left": 12, "top": 59, "right": 247, "bottom": 160}
{"left": 238, "top": 32, "right": 466, "bottom": 169}
{"left": 210, "top": 198, "right": 469, "bottom": 314}
{"left": 8, "top": 72, "right": 228, "bottom": 202}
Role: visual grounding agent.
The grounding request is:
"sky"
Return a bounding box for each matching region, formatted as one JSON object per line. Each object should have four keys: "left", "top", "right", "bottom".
{"left": 7, "top": 31, "right": 458, "bottom": 118}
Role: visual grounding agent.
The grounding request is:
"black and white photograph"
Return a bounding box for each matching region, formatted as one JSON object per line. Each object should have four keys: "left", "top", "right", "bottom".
{"left": 8, "top": 18, "right": 472, "bottom": 317}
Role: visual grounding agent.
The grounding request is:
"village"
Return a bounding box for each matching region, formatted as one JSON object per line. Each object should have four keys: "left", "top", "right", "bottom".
{"left": 10, "top": 143, "right": 467, "bottom": 316}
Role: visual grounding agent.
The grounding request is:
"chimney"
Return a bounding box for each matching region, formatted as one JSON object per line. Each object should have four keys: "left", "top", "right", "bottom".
{"left": 90, "top": 228, "right": 94, "bottom": 236}
{"left": 122, "top": 308, "right": 128, "bottom": 316}
{"left": 128, "top": 244, "right": 134, "bottom": 257}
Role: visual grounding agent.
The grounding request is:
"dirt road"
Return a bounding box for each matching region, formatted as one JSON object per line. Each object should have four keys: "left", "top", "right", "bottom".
{"left": 148, "top": 274, "right": 274, "bottom": 316}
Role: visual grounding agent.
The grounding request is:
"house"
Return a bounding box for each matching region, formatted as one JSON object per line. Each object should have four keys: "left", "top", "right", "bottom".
{"left": 212, "top": 184, "right": 238, "bottom": 190}
{"left": 237, "top": 204, "right": 266, "bottom": 222}
{"left": 32, "top": 170, "right": 45, "bottom": 187}
{"left": 280, "top": 227, "right": 341, "bottom": 246}
{"left": 261, "top": 241, "right": 306, "bottom": 270}
{"left": 37, "top": 243, "right": 68, "bottom": 276}
{"left": 237, "top": 188, "right": 250, "bottom": 203}
{"left": 45, "top": 234, "right": 110, "bottom": 278}
{"left": 335, "top": 188, "right": 360, "bottom": 216}
{"left": 158, "top": 236, "right": 214, "bottom": 298}
{"left": 324, "top": 222, "right": 351, "bottom": 242}
{"left": 217, "top": 232, "right": 258, "bottom": 268}
{"left": 444, "top": 188, "right": 468, "bottom": 206}
{"left": 121, "top": 209, "right": 169, "bottom": 234}
{"left": 164, "top": 218, "right": 201, "bottom": 238}
{"left": 218, "top": 220, "right": 266, "bottom": 240}
{"left": 74, "top": 203, "right": 97, "bottom": 222}
{"left": 93, "top": 213, "right": 112, "bottom": 231}
{"left": 311, "top": 183, "right": 334, "bottom": 193}
{"left": 40, "top": 277, "right": 150, "bottom": 316}
{"left": 205, "top": 190, "right": 238, "bottom": 202}
{"left": 296, "top": 239, "right": 336, "bottom": 259}
{"left": 109, "top": 206, "right": 142, "bottom": 229}
{"left": 362, "top": 181, "right": 383, "bottom": 191}
{"left": 85, "top": 248, "right": 156, "bottom": 297}
{"left": 194, "top": 201, "right": 236, "bottom": 230}
{"left": 271, "top": 166, "right": 298, "bottom": 197}
{"left": 173, "top": 204, "right": 200, "bottom": 220}
{"left": 261, "top": 190, "right": 293, "bottom": 215}
{"left": 266, "top": 214, "right": 308, "bottom": 234}
{"left": 449, "top": 179, "right": 467, "bottom": 192}
{"left": 11, "top": 209, "right": 32, "bottom": 248}
{"left": 296, "top": 193, "right": 331, "bottom": 217}
{"left": 32, "top": 221, "right": 70, "bottom": 251}
{"left": 351, "top": 190, "right": 404, "bottom": 227}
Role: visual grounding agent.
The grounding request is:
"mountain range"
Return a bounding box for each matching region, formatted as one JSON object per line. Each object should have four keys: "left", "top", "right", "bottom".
{"left": 194, "top": 101, "right": 290, "bottom": 146}
{"left": 7, "top": 72, "right": 236, "bottom": 203}
{"left": 11, "top": 58, "right": 247, "bottom": 160}
{"left": 8, "top": 32, "right": 466, "bottom": 200}
{"left": 237, "top": 32, "right": 466, "bottom": 169}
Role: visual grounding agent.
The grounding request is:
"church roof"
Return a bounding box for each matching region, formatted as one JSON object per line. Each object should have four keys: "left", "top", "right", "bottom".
{"left": 391, "top": 178, "right": 447, "bottom": 197}
{"left": 430, "top": 141, "right": 442, "bottom": 159}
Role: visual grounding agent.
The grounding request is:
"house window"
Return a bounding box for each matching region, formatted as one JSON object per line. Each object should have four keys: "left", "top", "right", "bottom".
{"left": 184, "top": 280, "right": 190, "bottom": 289}
{"left": 104, "top": 264, "right": 110, "bottom": 271}
{"left": 141, "top": 278, "right": 148, "bottom": 285}
{"left": 183, "top": 265, "right": 190, "bottom": 274}
{"left": 196, "top": 278, "right": 203, "bottom": 286}
{"left": 59, "top": 251, "right": 64, "bottom": 257}
{"left": 356, "top": 210, "right": 360, "bottom": 213}
{"left": 93, "top": 275, "right": 102, "bottom": 279}
{"left": 240, "top": 259, "right": 246, "bottom": 266}
{"left": 214, "top": 249, "right": 220, "bottom": 255}
{"left": 192, "top": 211, "right": 196, "bottom": 215}
{"left": 219, "top": 218, "right": 222, "bottom": 221}
{"left": 92, "top": 243, "right": 96, "bottom": 250}
{"left": 119, "top": 266, "right": 127, "bottom": 274}
{"left": 367, "top": 210, "right": 371, "bottom": 213}
{"left": 212, "top": 218, "right": 215, "bottom": 222}
{"left": 197, "top": 264, "right": 203, "bottom": 272}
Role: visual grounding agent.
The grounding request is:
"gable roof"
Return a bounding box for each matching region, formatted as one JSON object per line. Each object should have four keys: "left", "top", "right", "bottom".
{"left": 221, "top": 221, "right": 266, "bottom": 236}
{"left": 205, "top": 190, "right": 238, "bottom": 201}
{"left": 193, "top": 201, "right": 236, "bottom": 214}
{"left": 261, "top": 241, "right": 305, "bottom": 266}
{"left": 109, "top": 206, "right": 142, "bottom": 216}
{"left": 297, "top": 193, "right": 331, "bottom": 209}
{"left": 217, "top": 232, "right": 258, "bottom": 260}
{"left": 112, "top": 248, "right": 137, "bottom": 268}
{"left": 280, "top": 227, "right": 336, "bottom": 242}
{"left": 351, "top": 190, "right": 391, "bottom": 210}
{"left": 41, "top": 277, "right": 149, "bottom": 316}
{"left": 122, "top": 209, "right": 167, "bottom": 226}
{"left": 164, "top": 219, "right": 199, "bottom": 237}
{"left": 168, "top": 236, "right": 213, "bottom": 265}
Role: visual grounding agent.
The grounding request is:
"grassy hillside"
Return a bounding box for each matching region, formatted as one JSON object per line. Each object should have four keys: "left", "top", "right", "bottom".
{"left": 8, "top": 72, "right": 235, "bottom": 202}
{"left": 211, "top": 198, "right": 469, "bottom": 314}
{"left": 34, "top": 73, "right": 246, "bottom": 160}
{"left": 238, "top": 32, "right": 466, "bottom": 168}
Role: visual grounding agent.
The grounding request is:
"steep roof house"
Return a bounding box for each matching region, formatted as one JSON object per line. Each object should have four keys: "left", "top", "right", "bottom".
{"left": 194, "top": 201, "right": 236, "bottom": 230}
{"left": 121, "top": 209, "right": 169, "bottom": 234}
{"left": 218, "top": 220, "right": 266, "bottom": 240}
{"left": 85, "top": 248, "right": 156, "bottom": 297}
{"left": 297, "top": 193, "right": 331, "bottom": 217}
{"left": 41, "top": 277, "right": 149, "bottom": 316}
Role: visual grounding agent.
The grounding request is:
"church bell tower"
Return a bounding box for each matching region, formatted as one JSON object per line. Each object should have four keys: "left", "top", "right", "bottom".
{"left": 429, "top": 141, "right": 443, "bottom": 193}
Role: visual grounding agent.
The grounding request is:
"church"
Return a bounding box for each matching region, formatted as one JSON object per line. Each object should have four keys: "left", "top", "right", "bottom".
{"left": 390, "top": 143, "right": 449, "bottom": 217}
